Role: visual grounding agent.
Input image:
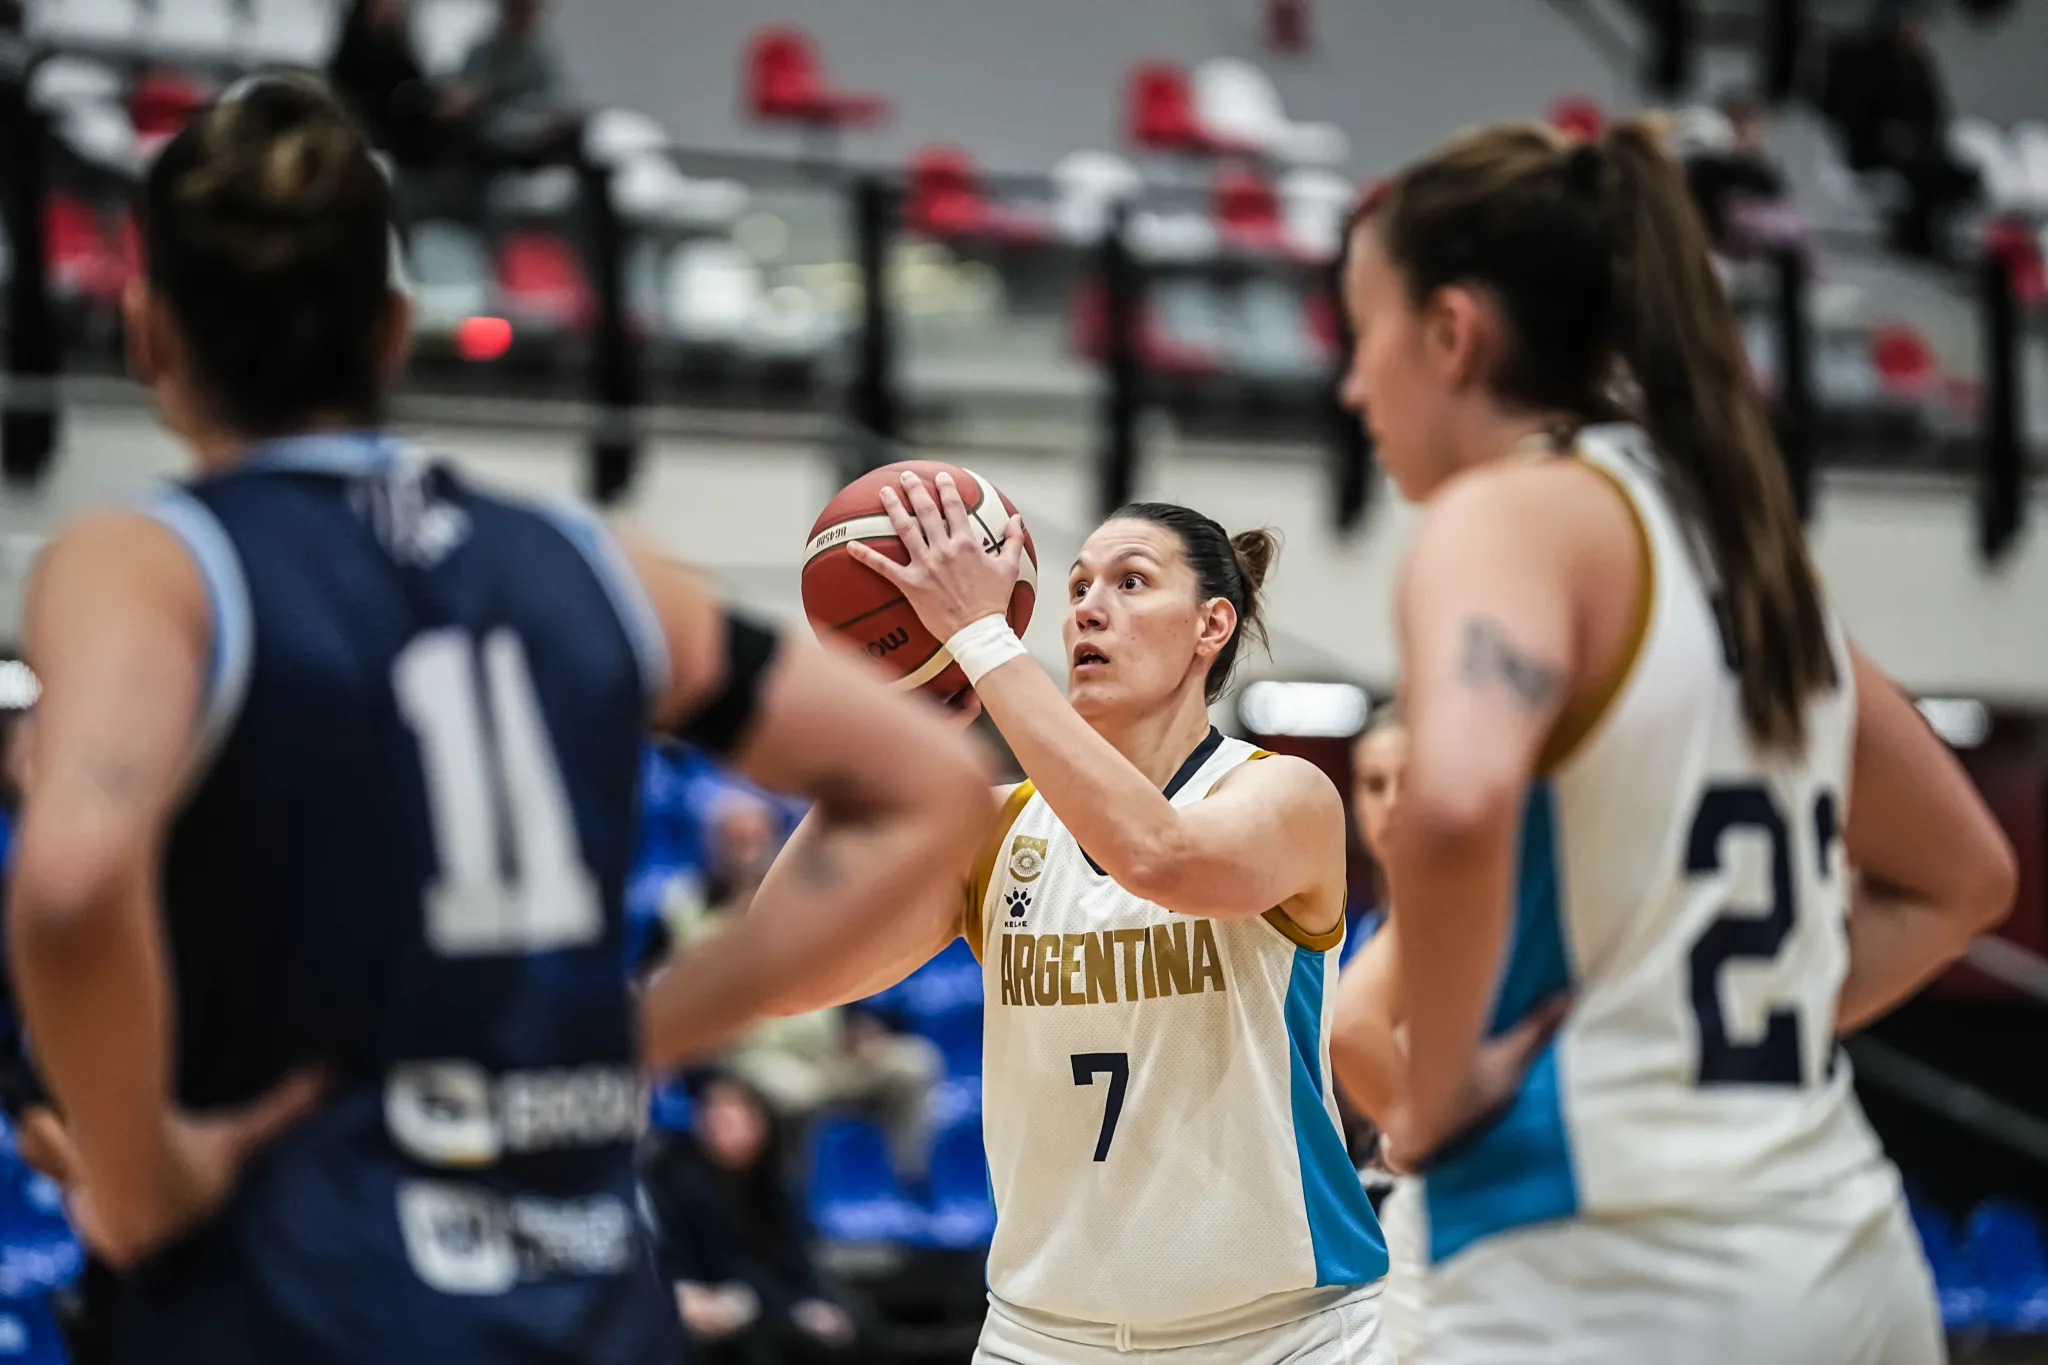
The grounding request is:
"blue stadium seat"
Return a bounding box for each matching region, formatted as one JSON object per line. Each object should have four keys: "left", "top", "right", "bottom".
{"left": 1909, "top": 1195, "right": 1987, "bottom": 1332}
{"left": 923, "top": 1120, "right": 995, "bottom": 1250}
{"left": 1966, "top": 1200, "right": 2048, "bottom": 1334}
{"left": 808, "top": 1118, "right": 923, "bottom": 1245}
{"left": 897, "top": 941, "right": 982, "bottom": 1064}
{"left": 922, "top": 1007, "right": 983, "bottom": 1081}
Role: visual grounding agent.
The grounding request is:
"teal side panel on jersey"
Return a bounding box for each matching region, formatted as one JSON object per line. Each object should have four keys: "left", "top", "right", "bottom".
{"left": 1425, "top": 782, "right": 1581, "bottom": 1264}
{"left": 1284, "top": 947, "right": 1390, "bottom": 1287}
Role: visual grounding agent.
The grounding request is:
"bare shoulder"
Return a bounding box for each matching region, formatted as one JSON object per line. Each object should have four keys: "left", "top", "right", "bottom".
{"left": 30, "top": 510, "right": 206, "bottom": 619}
{"left": 1210, "top": 751, "right": 1342, "bottom": 816}
{"left": 1397, "top": 457, "right": 1640, "bottom": 631}
{"left": 1409, "top": 459, "right": 1630, "bottom": 565}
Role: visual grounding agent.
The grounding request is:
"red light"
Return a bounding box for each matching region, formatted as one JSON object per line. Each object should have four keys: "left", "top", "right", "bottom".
{"left": 456, "top": 316, "right": 513, "bottom": 361}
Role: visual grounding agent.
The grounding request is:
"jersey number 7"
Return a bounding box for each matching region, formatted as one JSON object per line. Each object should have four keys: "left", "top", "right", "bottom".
{"left": 1071, "top": 1052, "right": 1130, "bottom": 1161}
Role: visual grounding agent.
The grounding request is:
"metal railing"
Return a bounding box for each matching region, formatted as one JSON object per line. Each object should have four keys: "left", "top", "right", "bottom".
{"left": 0, "top": 57, "right": 2033, "bottom": 550}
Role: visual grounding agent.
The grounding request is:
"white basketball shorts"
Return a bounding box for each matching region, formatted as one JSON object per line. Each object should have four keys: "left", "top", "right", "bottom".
{"left": 975, "top": 1286, "right": 1393, "bottom": 1364}
{"left": 1421, "top": 1163, "right": 1943, "bottom": 1365}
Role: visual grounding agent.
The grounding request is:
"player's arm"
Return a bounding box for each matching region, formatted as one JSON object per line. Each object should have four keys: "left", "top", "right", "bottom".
{"left": 7, "top": 514, "right": 318, "bottom": 1265}
{"left": 1383, "top": 468, "right": 1580, "bottom": 1164}
{"left": 733, "top": 800, "right": 974, "bottom": 1013}
{"left": 848, "top": 470, "right": 1341, "bottom": 925}
{"left": 975, "top": 667, "right": 1347, "bottom": 926}
{"left": 1835, "top": 645, "right": 2014, "bottom": 1032}
{"left": 1331, "top": 920, "right": 1408, "bottom": 1125}
{"left": 620, "top": 539, "right": 994, "bottom": 1070}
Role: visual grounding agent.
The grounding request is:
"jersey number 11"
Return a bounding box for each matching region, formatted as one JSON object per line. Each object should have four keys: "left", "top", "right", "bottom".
{"left": 395, "top": 628, "right": 603, "bottom": 956}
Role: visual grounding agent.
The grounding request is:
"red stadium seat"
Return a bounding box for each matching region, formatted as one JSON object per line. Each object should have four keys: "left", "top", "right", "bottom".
{"left": 1869, "top": 322, "right": 1939, "bottom": 398}
{"left": 131, "top": 69, "right": 211, "bottom": 143}
{"left": 1127, "top": 61, "right": 1249, "bottom": 156}
{"left": 496, "top": 232, "right": 593, "bottom": 333}
{"left": 906, "top": 145, "right": 1051, "bottom": 244}
{"left": 1214, "top": 164, "right": 1287, "bottom": 254}
{"left": 1983, "top": 218, "right": 2047, "bottom": 307}
{"left": 44, "top": 194, "right": 126, "bottom": 304}
{"left": 1548, "top": 94, "right": 1606, "bottom": 144}
{"left": 1069, "top": 278, "right": 1223, "bottom": 375}
{"left": 908, "top": 145, "right": 988, "bottom": 238}
{"left": 744, "top": 25, "right": 890, "bottom": 129}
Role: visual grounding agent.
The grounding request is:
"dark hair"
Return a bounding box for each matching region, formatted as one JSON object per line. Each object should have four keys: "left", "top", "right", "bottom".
{"left": 1110, "top": 503, "right": 1277, "bottom": 703}
{"left": 142, "top": 75, "right": 397, "bottom": 437}
{"left": 1357, "top": 118, "right": 1832, "bottom": 753}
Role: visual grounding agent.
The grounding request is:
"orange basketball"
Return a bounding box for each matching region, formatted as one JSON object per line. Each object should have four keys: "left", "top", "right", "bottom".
{"left": 801, "top": 461, "right": 1038, "bottom": 696}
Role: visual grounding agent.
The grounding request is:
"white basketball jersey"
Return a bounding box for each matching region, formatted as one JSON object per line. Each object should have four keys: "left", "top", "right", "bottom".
{"left": 965, "top": 732, "right": 1387, "bottom": 1331}
{"left": 1423, "top": 424, "right": 1885, "bottom": 1265}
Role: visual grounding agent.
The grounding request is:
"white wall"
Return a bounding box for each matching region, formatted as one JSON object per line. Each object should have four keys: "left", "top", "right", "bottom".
{"left": 4, "top": 407, "right": 2045, "bottom": 702}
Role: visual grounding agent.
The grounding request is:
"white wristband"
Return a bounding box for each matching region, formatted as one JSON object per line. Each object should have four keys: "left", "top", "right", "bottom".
{"left": 945, "top": 615, "right": 1028, "bottom": 686}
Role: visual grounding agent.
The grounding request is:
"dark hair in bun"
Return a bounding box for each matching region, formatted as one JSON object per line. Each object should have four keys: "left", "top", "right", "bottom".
{"left": 142, "top": 75, "right": 396, "bottom": 436}
{"left": 1109, "top": 503, "right": 1279, "bottom": 702}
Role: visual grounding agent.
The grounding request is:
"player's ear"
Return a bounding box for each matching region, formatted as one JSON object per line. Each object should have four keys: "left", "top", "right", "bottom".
{"left": 1194, "top": 596, "right": 1237, "bottom": 664}
{"left": 1423, "top": 283, "right": 1494, "bottom": 391}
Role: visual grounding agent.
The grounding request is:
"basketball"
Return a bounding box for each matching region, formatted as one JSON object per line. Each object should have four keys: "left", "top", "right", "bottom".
{"left": 802, "top": 460, "right": 1038, "bottom": 696}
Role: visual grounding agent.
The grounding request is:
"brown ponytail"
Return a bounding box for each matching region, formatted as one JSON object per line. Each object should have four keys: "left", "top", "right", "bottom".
{"left": 1599, "top": 120, "right": 1833, "bottom": 751}
{"left": 143, "top": 75, "right": 396, "bottom": 436}
{"left": 1360, "top": 116, "right": 1833, "bottom": 753}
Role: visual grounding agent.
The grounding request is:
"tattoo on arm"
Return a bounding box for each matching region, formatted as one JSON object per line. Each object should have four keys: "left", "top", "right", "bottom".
{"left": 1459, "top": 618, "right": 1563, "bottom": 710}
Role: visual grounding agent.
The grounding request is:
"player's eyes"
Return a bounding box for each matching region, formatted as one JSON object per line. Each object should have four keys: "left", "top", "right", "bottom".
{"left": 1120, "top": 574, "right": 1144, "bottom": 591}
{"left": 1069, "top": 580, "right": 1089, "bottom": 600}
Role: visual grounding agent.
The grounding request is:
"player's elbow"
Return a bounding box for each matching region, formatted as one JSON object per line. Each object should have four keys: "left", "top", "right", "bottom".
{"left": 1100, "top": 828, "right": 1215, "bottom": 915}
{"left": 1953, "top": 822, "right": 2018, "bottom": 938}
{"left": 7, "top": 830, "right": 138, "bottom": 965}
{"left": 1392, "top": 775, "right": 1522, "bottom": 870}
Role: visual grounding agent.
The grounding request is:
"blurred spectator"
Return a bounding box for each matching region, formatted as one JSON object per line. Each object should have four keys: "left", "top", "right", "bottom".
{"left": 1822, "top": 0, "right": 1979, "bottom": 259}
{"left": 446, "top": 0, "right": 577, "bottom": 162}
{"left": 1342, "top": 702, "right": 1405, "bottom": 968}
{"left": 327, "top": 0, "right": 443, "bottom": 171}
{"left": 1684, "top": 93, "right": 1810, "bottom": 264}
{"left": 640, "top": 1075, "right": 860, "bottom": 1365}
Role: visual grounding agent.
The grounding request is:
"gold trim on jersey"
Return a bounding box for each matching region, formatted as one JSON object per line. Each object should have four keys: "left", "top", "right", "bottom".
{"left": 1260, "top": 906, "right": 1346, "bottom": 952}
{"left": 1236, "top": 750, "right": 1348, "bottom": 953}
{"left": 961, "top": 781, "right": 1038, "bottom": 963}
{"left": 1537, "top": 454, "right": 1657, "bottom": 773}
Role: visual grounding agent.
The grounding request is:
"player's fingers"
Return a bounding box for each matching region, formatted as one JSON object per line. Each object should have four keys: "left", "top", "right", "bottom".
{"left": 1501, "top": 994, "right": 1571, "bottom": 1065}
{"left": 997, "top": 514, "right": 1027, "bottom": 570}
{"left": 846, "top": 541, "right": 912, "bottom": 586}
{"left": 875, "top": 484, "right": 928, "bottom": 558}
{"left": 220, "top": 1069, "right": 328, "bottom": 1163}
{"left": 933, "top": 473, "right": 974, "bottom": 543}
{"left": 14, "top": 1108, "right": 82, "bottom": 1186}
{"left": 897, "top": 473, "right": 950, "bottom": 548}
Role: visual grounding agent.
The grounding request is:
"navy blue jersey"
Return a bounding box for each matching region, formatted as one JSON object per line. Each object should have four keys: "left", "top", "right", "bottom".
{"left": 122, "top": 433, "right": 684, "bottom": 1364}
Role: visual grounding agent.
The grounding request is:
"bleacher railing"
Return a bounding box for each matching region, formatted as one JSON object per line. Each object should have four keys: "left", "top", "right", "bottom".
{"left": 0, "top": 57, "right": 2035, "bottom": 551}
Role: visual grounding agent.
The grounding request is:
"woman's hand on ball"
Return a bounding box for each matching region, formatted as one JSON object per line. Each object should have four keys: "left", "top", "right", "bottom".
{"left": 849, "top": 471, "right": 1025, "bottom": 640}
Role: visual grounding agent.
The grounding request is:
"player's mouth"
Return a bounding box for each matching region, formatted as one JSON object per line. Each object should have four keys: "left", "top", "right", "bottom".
{"left": 1072, "top": 644, "right": 1110, "bottom": 675}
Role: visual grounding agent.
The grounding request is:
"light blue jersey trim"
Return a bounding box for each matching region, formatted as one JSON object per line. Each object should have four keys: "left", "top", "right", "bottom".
{"left": 147, "top": 491, "right": 255, "bottom": 772}
{"left": 536, "top": 504, "right": 674, "bottom": 712}
{"left": 1424, "top": 781, "right": 1581, "bottom": 1263}
{"left": 1283, "top": 945, "right": 1389, "bottom": 1287}
{"left": 241, "top": 430, "right": 400, "bottom": 476}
